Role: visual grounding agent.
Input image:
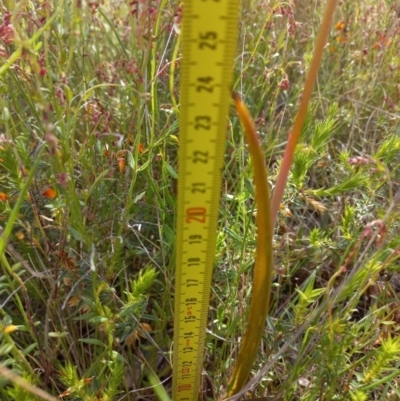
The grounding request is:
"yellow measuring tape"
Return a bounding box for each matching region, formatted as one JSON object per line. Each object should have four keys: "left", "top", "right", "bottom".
{"left": 173, "top": 1, "right": 240, "bottom": 400}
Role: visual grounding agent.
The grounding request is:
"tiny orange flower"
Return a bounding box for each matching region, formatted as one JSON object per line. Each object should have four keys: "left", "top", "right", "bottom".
{"left": 43, "top": 188, "right": 57, "bottom": 199}
{"left": 16, "top": 231, "right": 25, "bottom": 240}
{"left": 0, "top": 192, "right": 8, "bottom": 201}
{"left": 138, "top": 143, "right": 145, "bottom": 153}
{"left": 335, "top": 21, "right": 345, "bottom": 31}
{"left": 118, "top": 158, "right": 125, "bottom": 173}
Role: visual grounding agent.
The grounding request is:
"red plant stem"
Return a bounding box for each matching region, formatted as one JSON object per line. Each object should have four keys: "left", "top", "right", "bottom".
{"left": 270, "top": 0, "right": 339, "bottom": 229}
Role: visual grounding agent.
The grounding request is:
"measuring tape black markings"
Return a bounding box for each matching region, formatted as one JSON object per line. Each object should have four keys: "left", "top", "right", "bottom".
{"left": 173, "top": 1, "right": 240, "bottom": 400}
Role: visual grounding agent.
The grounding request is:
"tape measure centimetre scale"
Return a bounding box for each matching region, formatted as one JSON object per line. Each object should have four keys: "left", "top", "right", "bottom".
{"left": 173, "top": 1, "right": 240, "bottom": 400}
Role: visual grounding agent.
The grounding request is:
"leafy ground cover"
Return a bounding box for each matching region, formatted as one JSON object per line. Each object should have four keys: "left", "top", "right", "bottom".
{"left": 1, "top": 0, "right": 400, "bottom": 400}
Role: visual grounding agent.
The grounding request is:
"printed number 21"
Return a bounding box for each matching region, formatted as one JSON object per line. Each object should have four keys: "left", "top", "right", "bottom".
{"left": 193, "top": 150, "right": 208, "bottom": 163}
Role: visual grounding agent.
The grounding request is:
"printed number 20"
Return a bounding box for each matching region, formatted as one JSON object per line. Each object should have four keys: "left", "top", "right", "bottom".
{"left": 185, "top": 207, "right": 206, "bottom": 223}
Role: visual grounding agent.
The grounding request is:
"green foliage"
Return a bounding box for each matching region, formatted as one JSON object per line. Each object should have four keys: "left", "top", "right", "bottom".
{"left": 375, "top": 135, "right": 400, "bottom": 165}
{"left": 293, "top": 274, "right": 324, "bottom": 325}
{"left": 129, "top": 265, "right": 158, "bottom": 299}
{"left": 350, "top": 391, "right": 368, "bottom": 401}
{"left": 363, "top": 337, "right": 400, "bottom": 384}
{"left": 341, "top": 205, "right": 357, "bottom": 239}
{"left": 292, "top": 145, "right": 315, "bottom": 189}
{"left": 310, "top": 103, "right": 339, "bottom": 152}
{"left": 292, "top": 104, "right": 338, "bottom": 189}
{"left": 4, "top": 377, "right": 43, "bottom": 401}
{"left": 312, "top": 172, "right": 369, "bottom": 197}
{"left": 0, "top": 0, "right": 399, "bottom": 400}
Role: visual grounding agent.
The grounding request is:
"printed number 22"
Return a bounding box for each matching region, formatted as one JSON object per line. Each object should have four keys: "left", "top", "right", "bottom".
{"left": 199, "top": 32, "right": 217, "bottom": 50}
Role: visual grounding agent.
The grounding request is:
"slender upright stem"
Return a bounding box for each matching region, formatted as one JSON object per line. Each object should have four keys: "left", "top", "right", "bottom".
{"left": 270, "top": 0, "right": 339, "bottom": 228}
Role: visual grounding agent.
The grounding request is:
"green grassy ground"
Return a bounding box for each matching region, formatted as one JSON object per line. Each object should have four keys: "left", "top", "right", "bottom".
{"left": 1, "top": 0, "right": 400, "bottom": 400}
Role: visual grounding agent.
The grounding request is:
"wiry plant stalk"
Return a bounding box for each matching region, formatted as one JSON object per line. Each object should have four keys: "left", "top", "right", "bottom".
{"left": 270, "top": 0, "right": 339, "bottom": 228}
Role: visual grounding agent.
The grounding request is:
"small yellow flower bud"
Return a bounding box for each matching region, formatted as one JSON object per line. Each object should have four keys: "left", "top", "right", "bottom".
{"left": 4, "top": 325, "right": 18, "bottom": 334}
